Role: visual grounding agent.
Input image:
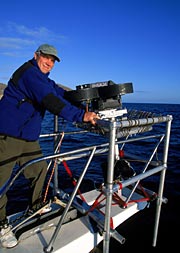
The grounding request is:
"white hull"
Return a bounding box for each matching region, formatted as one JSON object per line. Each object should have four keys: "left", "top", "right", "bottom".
{"left": 2, "top": 187, "right": 147, "bottom": 253}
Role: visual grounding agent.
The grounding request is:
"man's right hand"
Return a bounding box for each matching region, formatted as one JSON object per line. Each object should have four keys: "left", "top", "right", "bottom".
{"left": 83, "top": 112, "right": 100, "bottom": 125}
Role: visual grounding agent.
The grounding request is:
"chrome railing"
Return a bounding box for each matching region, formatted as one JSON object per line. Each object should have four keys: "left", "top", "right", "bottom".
{"left": 0, "top": 112, "right": 173, "bottom": 253}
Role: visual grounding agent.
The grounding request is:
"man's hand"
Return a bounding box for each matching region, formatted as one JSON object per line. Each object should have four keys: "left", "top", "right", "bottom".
{"left": 83, "top": 112, "right": 100, "bottom": 125}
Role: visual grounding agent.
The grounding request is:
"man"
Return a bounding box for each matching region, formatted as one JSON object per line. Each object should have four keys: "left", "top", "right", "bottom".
{"left": 0, "top": 44, "right": 99, "bottom": 248}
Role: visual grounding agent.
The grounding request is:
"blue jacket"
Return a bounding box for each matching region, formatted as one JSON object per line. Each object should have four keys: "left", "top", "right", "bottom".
{"left": 0, "top": 58, "right": 85, "bottom": 141}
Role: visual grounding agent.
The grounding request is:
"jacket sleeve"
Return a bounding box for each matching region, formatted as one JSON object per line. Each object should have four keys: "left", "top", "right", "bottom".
{"left": 41, "top": 92, "right": 85, "bottom": 122}
{"left": 22, "top": 67, "right": 85, "bottom": 123}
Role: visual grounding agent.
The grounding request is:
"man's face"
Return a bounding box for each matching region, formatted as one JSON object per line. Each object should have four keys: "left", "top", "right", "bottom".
{"left": 34, "top": 52, "right": 56, "bottom": 74}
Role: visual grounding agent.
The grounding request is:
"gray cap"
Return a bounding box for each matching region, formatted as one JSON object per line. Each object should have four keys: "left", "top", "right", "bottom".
{"left": 36, "top": 44, "right": 60, "bottom": 62}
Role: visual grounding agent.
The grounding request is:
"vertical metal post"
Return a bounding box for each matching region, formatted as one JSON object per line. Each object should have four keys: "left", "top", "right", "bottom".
{"left": 103, "top": 119, "right": 116, "bottom": 253}
{"left": 53, "top": 115, "right": 59, "bottom": 195}
{"left": 152, "top": 116, "right": 172, "bottom": 246}
{"left": 44, "top": 148, "right": 96, "bottom": 253}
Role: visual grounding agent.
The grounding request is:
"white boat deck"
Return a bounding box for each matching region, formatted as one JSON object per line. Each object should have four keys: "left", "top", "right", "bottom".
{"left": 0, "top": 187, "right": 148, "bottom": 253}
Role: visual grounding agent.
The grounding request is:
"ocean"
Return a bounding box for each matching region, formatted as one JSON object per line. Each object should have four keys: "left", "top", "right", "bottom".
{"left": 6, "top": 103, "right": 180, "bottom": 251}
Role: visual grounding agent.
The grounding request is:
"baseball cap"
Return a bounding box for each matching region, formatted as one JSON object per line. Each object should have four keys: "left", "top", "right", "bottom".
{"left": 36, "top": 44, "right": 60, "bottom": 62}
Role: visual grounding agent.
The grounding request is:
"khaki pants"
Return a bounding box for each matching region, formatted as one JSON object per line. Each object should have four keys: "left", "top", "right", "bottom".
{"left": 0, "top": 135, "right": 47, "bottom": 221}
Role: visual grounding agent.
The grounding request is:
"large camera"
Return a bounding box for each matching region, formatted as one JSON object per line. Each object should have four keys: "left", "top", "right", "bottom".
{"left": 64, "top": 80, "right": 133, "bottom": 116}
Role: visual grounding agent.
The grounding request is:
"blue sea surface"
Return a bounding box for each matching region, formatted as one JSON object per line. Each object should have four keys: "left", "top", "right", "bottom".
{"left": 124, "top": 103, "right": 180, "bottom": 196}
{"left": 6, "top": 103, "right": 180, "bottom": 251}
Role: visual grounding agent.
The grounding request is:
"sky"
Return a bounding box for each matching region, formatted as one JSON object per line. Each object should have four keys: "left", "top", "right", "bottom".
{"left": 0, "top": 0, "right": 179, "bottom": 104}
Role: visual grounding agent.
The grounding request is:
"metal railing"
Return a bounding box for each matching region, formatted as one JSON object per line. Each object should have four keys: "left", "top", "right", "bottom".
{"left": 0, "top": 112, "right": 173, "bottom": 253}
